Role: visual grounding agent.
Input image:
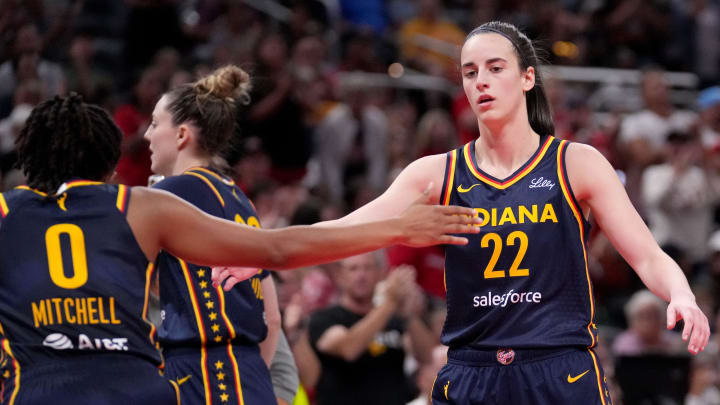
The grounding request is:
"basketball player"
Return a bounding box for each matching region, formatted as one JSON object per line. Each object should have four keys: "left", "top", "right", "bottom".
{"left": 0, "top": 94, "right": 479, "bottom": 404}
{"left": 143, "top": 65, "right": 282, "bottom": 404}
{"left": 217, "top": 21, "right": 710, "bottom": 404}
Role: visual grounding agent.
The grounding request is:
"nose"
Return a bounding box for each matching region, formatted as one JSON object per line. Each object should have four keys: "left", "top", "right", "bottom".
{"left": 475, "top": 74, "right": 489, "bottom": 91}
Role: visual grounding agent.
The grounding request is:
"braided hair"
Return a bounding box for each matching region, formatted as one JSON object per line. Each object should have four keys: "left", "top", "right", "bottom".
{"left": 15, "top": 93, "right": 122, "bottom": 194}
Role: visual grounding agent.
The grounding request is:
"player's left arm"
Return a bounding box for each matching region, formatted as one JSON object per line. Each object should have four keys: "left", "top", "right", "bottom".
{"left": 565, "top": 142, "right": 709, "bottom": 354}
{"left": 259, "top": 275, "right": 281, "bottom": 368}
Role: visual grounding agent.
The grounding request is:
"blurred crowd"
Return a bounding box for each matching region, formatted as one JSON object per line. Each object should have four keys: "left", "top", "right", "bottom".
{"left": 1, "top": 0, "right": 720, "bottom": 404}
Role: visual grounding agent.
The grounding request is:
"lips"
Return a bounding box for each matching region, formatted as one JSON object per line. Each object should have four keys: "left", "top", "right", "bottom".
{"left": 477, "top": 95, "right": 495, "bottom": 105}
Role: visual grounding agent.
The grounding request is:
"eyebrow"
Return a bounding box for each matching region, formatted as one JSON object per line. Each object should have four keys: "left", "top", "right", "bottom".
{"left": 461, "top": 57, "right": 507, "bottom": 68}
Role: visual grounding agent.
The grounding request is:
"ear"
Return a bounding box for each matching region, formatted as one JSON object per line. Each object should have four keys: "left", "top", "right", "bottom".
{"left": 176, "top": 124, "right": 191, "bottom": 149}
{"left": 522, "top": 66, "right": 536, "bottom": 92}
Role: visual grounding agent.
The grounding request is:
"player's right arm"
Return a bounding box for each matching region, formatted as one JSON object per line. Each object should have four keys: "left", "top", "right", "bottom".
{"left": 126, "top": 185, "right": 479, "bottom": 270}
{"left": 322, "top": 154, "right": 447, "bottom": 226}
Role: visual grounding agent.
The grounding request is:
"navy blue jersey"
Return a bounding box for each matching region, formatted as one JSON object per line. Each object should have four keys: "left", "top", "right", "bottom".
{"left": 439, "top": 137, "right": 597, "bottom": 350}
{"left": 154, "top": 167, "right": 269, "bottom": 348}
{"left": 0, "top": 182, "right": 162, "bottom": 378}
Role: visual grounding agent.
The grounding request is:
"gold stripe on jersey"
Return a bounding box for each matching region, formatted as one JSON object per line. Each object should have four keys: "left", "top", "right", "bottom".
{"left": 179, "top": 259, "right": 207, "bottom": 344}
{"left": 226, "top": 343, "right": 245, "bottom": 405}
{"left": 188, "top": 167, "right": 235, "bottom": 186}
{"left": 0, "top": 193, "right": 8, "bottom": 217}
{"left": 201, "top": 347, "right": 212, "bottom": 405}
{"left": 116, "top": 185, "right": 129, "bottom": 213}
{"left": 588, "top": 349, "right": 608, "bottom": 405}
{"left": 169, "top": 379, "right": 181, "bottom": 405}
{"left": 178, "top": 259, "right": 213, "bottom": 404}
{"left": 463, "top": 136, "right": 554, "bottom": 190}
{"left": 15, "top": 185, "right": 47, "bottom": 197}
{"left": 556, "top": 140, "right": 596, "bottom": 348}
{"left": 185, "top": 172, "right": 225, "bottom": 207}
{"left": 216, "top": 286, "right": 237, "bottom": 340}
{"left": 64, "top": 180, "right": 103, "bottom": 189}
{"left": 2, "top": 339, "right": 19, "bottom": 405}
{"left": 442, "top": 150, "right": 457, "bottom": 206}
{"left": 142, "top": 263, "right": 158, "bottom": 347}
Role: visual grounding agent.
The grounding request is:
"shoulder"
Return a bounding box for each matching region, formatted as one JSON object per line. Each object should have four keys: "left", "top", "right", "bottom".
{"left": 153, "top": 174, "right": 205, "bottom": 193}
{"left": 564, "top": 142, "right": 617, "bottom": 200}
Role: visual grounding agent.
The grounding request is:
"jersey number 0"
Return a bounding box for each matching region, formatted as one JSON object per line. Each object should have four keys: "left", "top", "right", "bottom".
{"left": 45, "top": 223, "right": 89, "bottom": 289}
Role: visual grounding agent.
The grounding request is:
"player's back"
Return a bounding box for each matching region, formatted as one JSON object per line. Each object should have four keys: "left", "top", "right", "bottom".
{"left": 0, "top": 182, "right": 177, "bottom": 404}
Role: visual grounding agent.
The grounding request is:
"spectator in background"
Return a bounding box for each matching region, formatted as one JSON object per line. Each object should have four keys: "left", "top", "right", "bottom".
{"left": 698, "top": 86, "right": 720, "bottom": 151}
{"left": 407, "top": 345, "right": 448, "bottom": 405}
{"left": 619, "top": 68, "right": 698, "bottom": 214}
{"left": 612, "top": 289, "right": 685, "bottom": 356}
{"left": 397, "top": 0, "right": 465, "bottom": 79}
{"left": 246, "top": 32, "right": 312, "bottom": 184}
{"left": 308, "top": 253, "right": 435, "bottom": 405}
{"left": 685, "top": 353, "right": 720, "bottom": 405}
{"left": 0, "top": 22, "right": 65, "bottom": 105}
{"left": 112, "top": 65, "right": 165, "bottom": 185}
{"left": 641, "top": 131, "right": 718, "bottom": 269}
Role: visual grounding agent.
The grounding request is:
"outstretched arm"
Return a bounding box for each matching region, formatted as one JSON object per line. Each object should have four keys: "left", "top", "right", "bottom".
{"left": 127, "top": 186, "right": 479, "bottom": 270}
{"left": 566, "top": 143, "right": 709, "bottom": 354}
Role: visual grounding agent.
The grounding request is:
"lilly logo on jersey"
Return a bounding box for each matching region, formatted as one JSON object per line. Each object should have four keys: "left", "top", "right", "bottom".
{"left": 528, "top": 177, "right": 555, "bottom": 190}
{"left": 472, "top": 289, "right": 542, "bottom": 308}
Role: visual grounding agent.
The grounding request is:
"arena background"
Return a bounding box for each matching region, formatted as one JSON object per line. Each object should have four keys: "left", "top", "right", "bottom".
{"left": 1, "top": 1, "right": 719, "bottom": 404}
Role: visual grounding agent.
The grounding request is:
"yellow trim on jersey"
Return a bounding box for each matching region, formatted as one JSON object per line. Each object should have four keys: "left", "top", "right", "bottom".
{"left": 188, "top": 167, "right": 235, "bottom": 186}
{"left": 64, "top": 180, "right": 103, "bottom": 190}
{"left": 442, "top": 150, "right": 457, "bottom": 206}
{"left": 116, "top": 185, "right": 128, "bottom": 213}
{"left": 178, "top": 259, "right": 213, "bottom": 404}
{"left": 556, "top": 140, "right": 596, "bottom": 347}
{"left": 15, "top": 185, "right": 47, "bottom": 197}
{"left": 429, "top": 375, "right": 438, "bottom": 403}
{"left": 216, "top": 286, "right": 237, "bottom": 339}
{"left": 201, "top": 347, "right": 212, "bottom": 405}
{"left": 588, "top": 349, "right": 608, "bottom": 405}
{"left": 226, "top": 343, "right": 245, "bottom": 405}
{"left": 141, "top": 263, "right": 158, "bottom": 347}
{"left": 169, "top": 380, "right": 181, "bottom": 405}
{"left": 179, "top": 259, "right": 207, "bottom": 344}
{"left": 2, "top": 340, "right": 19, "bottom": 405}
{"left": 185, "top": 172, "right": 225, "bottom": 207}
{"left": 0, "top": 193, "right": 8, "bottom": 217}
{"left": 463, "top": 136, "right": 554, "bottom": 190}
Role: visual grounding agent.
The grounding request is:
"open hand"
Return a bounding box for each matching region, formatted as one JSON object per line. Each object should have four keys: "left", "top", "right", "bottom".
{"left": 398, "top": 182, "right": 480, "bottom": 247}
{"left": 212, "top": 266, "right": 260, "bottom": 291}
{"left": 666, "top": 294, "right": 710, "bottom": 355}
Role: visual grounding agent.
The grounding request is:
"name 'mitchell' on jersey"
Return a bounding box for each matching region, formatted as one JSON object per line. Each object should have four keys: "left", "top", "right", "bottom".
{"left": 0, "top": 182, "right": 162, "bottom": 368}
{"left": 440, "top": 136, "right": 598, "bottom": 350}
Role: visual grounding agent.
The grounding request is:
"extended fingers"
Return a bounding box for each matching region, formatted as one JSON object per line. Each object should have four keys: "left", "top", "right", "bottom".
{"left": 685, "top": 311, "right": 710, "bottom": 354}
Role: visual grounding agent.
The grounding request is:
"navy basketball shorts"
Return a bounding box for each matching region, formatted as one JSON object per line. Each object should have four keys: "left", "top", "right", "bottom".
{"left": 164, "top": 343, "right": 274, "bottom": 405}
{"left": 2, "top": 354, "right": 179, "bottom": 404}
{"left": 432, "top": 347, "right": 613, "bottom": 405}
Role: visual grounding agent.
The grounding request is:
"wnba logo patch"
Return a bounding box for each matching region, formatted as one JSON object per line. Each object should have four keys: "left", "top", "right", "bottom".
{"left": 496, "top": 348, "right": 515, "bottom": 365}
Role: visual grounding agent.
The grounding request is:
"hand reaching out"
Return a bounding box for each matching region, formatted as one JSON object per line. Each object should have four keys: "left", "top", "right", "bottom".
{"left": 212, "top": 266, "right": 260, "bottom": 291}
{"left": 666, "top": 293, "right": 710, "bottom": 355}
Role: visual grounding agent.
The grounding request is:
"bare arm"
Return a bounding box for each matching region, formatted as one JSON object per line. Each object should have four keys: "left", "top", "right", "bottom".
{"left": 322, "top": 154, "right": 447, "bottom": 226}
{"left": 315, "top": 268, "right": 411, "bottom": 362}
{"left": 316, "top": 300, "right": 398, "bottom": 362}
{"left": 566, "top": 143, "right": 709, "bottom": 353}
{"left": 126, "top": 186, "right": 479, "bottom": 270}
{"left": 259, "top": 276, "right": 281, "bottom": 368}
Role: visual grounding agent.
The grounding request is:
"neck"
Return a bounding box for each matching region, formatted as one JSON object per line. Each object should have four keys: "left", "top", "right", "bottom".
{"left": 475, "top": 111, "right": 540, "bottom": 175}
{"left": 340, "top": 294, "right": 373, "bottom": 314}
{"left": 171, "top": 153, "right": 212, "bottom": 176}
